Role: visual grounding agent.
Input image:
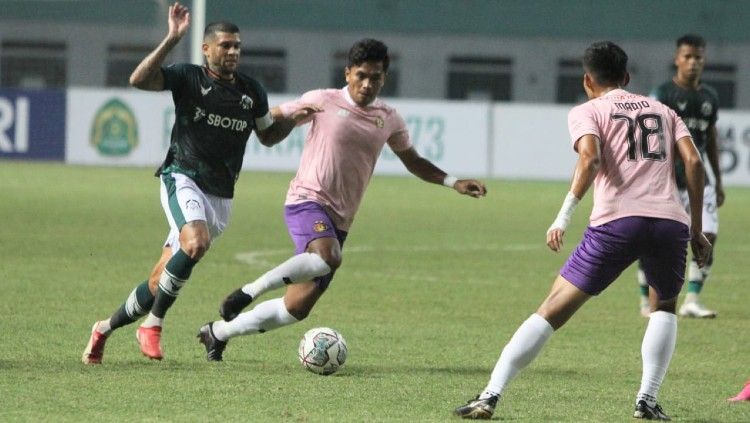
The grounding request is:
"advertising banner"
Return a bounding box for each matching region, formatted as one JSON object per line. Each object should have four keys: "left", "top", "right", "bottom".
{"left": 246, "top": 97, "right": 490, "bottom": 176}
{"left": 62, "top": 88, "right": 750, "bottom": 186}
{"left": 492, "top": 103, "right": 575, "bottom": 180}
{"left": 0, "top": 89, "right": 65, "bottom": 160}
{"left": 375, "top": 99, "right": 489, "bottom": 176}
{"left": 492, "top": 104, "right": 750, "bottom": 187}
{"left": 66, "top": 88, "right": 172, "bottom": 166}
{"left": 67, "top": 90, "right": 490, "bottom": 177}
{"left": 715, "top": 111, "right": 750, "bottom": 186}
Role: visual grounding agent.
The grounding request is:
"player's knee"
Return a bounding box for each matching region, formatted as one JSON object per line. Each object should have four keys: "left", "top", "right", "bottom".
{"left": 311, "top": 249, "right": 341, "bottom": 271}
{"left": 307, "top": 237, "right": 342, "bottom": 270}
{"left": 323, "top": 254, "right": 342, "bottom": 271}
{"left": 182, "top": 237, "right": 210, "bottom": 260}
{"left": 286, "top": 303, "right": 313, "bottom": 321}
{"left": 178, "top": 221, "right": 211, "bottom": 260}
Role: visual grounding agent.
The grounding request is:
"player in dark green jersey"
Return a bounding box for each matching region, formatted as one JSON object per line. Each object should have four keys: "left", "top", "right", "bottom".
{"left": 82, "top": 2, "right": 318, "bottom": 363}
{"left": 638, "top": 34, "right": 724, "bottom": 319}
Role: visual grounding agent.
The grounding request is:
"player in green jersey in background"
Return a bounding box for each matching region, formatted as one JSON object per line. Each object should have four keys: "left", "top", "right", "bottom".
{"left": 638, "top": 34, "right": 723, "bottom": 319}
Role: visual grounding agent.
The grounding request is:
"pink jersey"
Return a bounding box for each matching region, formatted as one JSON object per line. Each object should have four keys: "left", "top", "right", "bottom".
{"left": 279, "top": 88, "right": 411, "bottom": 230}
{"left": 567, "top": 89, "right": 692, "bottom": 227}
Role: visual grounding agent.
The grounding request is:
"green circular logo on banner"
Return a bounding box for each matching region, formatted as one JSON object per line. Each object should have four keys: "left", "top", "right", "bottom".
{"left": 90, "top": 98, "right": 138, "bottom": 156}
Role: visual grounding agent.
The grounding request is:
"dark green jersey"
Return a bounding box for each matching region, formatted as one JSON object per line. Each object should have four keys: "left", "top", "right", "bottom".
{"left": 650, "top": 80, "right": 718, "bottom": 188}
{"left": 157, "top": 63, "right": 270, "bottom": 198}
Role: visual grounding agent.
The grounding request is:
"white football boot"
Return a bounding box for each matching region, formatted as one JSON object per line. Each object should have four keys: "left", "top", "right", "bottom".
{"left": 678, "top": 301, "right": 717, "bottom": 318}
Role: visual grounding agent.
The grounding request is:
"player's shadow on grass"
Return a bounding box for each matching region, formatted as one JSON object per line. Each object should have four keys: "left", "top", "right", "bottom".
{"left": 72, "top": 358, "right": 265, "bottom": 372}
{"left": 0, "top": 359, "right": 18, "bottom": 370}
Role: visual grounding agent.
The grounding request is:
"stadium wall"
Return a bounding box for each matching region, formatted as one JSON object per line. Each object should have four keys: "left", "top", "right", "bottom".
{"left": 3, "top": 88, "right": 750, "bottom": 186}
{"left": 1, "top": 20, "right": 749, "bottom": 109}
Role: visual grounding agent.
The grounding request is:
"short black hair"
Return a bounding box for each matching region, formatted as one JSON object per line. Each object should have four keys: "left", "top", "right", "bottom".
{"left": 203, "top": 21, "right": 239, "bottom": 40}
{"left": 347, "top": 38, "right": 390, "bottom": 72}
{"left": 582, "top": 41, "right": 628, "bottom": 86}
{"left": 676, "top": 33, "right": 706, "bottom": 49}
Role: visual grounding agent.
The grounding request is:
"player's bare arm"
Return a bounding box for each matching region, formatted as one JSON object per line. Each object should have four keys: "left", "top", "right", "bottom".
{"left": 676, "top": 135, "right": 712, "bottom": 266}
{"left": 705, "top": 124, "right": 725, "bottom": 206}
{"left": 129, "top": 2, "right": 190, "bottom": 91}
{"left": 256, "top": 105, "right": 323, "bottom": 147}
{"left": 568, "top": 134, "right": 601, "bottom": 199}
{"left": 546, "top": 134, "right": 600, "bottom": 252}
{"left": 393, "top": 147, "right": 487, "bottom": 198}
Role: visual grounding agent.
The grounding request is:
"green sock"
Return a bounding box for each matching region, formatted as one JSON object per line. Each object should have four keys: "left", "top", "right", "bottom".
{"left": 110, "top": 280, "right": 154, "bottom": 330}
{"left": 151, "top": 287, "right": 178, "bottom": 319}
{"left": 639, "top": 284, "right": 649, "bottom": 297}
{"left": 687, "top": 280, "right": 703, "bottom": 294}
{"left": 166, "top": 249, "right": 198, "bottom": 280}
{"left": 150, "top": 249, "right": 198, "bottom": 318}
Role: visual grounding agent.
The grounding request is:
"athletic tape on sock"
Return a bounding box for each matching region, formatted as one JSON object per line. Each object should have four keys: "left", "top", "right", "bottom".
{"left": 158, "top": 271, "right": 186, "bottom": 297}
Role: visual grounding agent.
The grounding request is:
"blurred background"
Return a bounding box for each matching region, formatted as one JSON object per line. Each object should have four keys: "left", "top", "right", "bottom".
{"left": 2, "top": 0, "right": 750, "bottom": 185}
{"left": 1, "top": 0, "right": 749, "bottom": 107}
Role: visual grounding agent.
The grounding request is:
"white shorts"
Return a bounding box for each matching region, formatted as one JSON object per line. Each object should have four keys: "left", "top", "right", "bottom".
{"left": 159, "top": 172, "right": 233, "bottom": 253}
{"left": 679, "top": 184, "right": 718, "bottom": 234}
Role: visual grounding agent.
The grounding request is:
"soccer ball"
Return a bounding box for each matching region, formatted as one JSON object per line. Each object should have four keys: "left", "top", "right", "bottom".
{"left": 298, "top": 327, "right": 348, "bottom": 375}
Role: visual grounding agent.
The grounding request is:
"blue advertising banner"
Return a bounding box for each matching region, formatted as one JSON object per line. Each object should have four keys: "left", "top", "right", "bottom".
{"left": 0, "top": 89, "right": 65, "bottom": 160}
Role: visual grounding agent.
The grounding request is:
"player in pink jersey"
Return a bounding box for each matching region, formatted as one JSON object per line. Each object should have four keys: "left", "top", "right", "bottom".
{"left": 196, "top": 38, "right": 486, "bottom": 361}
{"left": 454, "top": 42, "right": 711, "bottom": 420}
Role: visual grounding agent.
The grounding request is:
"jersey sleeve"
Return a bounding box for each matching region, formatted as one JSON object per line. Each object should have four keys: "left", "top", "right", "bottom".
{"left": 161, "top": 63, "right": 190, "bottom": 98}
{"left": 386, "top": 110, "right": 411, "bottom": 152}
{"left": 278, "top": 90, "right": 322, "bottom": 126}
{"left": 244, "top": 78, "right": 272, "bottom": 130}
{"left": 567, "top": 103, "right": 599, "bottom": 150}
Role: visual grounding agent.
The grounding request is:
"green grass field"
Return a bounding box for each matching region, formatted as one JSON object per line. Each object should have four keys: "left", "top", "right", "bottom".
{"left": 1, "top": 161, "right": 748, "bottom": 422}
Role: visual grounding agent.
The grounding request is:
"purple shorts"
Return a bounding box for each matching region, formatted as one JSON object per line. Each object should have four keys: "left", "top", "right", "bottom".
{"left": 560, "top": 216, "right": 689, "bottom": 300}
{"left": 284, "top": 202, "right": 348, "bottom": 290}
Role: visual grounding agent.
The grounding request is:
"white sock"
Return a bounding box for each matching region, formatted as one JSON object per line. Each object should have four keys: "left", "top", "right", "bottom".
{"left": 212, "top": 297, "right": 299, "bottom": 340}
{"left": 96, "top": 319, "right": 112, "bottom": 335}
{"left": 637, "top": 311, "right": 677, "bottom": 406}
{"left": 241, "top": 253, "right": 330, "bottom": 299}
{"left": 683, "top": 292, "right": 699, "bottom": 303}
{"left": 481, "top": 313, "right": 554, "bottom": 398}
{"left": 140, "top": 312, "right": 163, "bottom": 328}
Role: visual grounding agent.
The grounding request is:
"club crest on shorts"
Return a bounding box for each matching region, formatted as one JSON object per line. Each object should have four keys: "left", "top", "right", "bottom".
{"left": 312, "top": 220, "right": 328, "bottom": 233}
{"left": 373, "top": 117, "right": 384, "bottom": 128}
{"left": 185, "top": 199, "right": 201, "bottom": 210}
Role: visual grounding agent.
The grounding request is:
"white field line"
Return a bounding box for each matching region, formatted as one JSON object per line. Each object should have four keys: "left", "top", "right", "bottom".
{"left": 234, "top": 243, "right": 541, "bottom": 268}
